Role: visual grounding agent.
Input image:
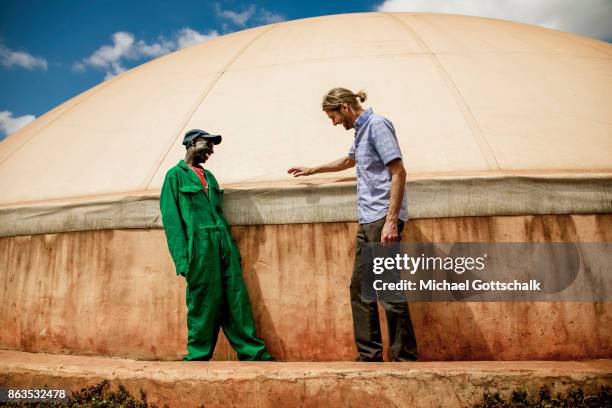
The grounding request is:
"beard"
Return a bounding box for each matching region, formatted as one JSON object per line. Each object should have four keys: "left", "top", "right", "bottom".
{"left": 342, "top": 117, "right": 351, "bottom": 130}
{"left": 337, "top": 112, "right": 352, "bottom": 130}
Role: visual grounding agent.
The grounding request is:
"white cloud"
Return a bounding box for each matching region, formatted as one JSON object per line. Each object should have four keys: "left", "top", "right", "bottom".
{"left": 83, "top": 31, "right": 134, "bottom": 78}
{"left": 136, "top": 37, "right": 176, "bottom": 57}
{"left": 75, "top": 28, "right": 218, "bottom": 79}
{"left": 0, "top": 44, "right": 47, "bottom": 70}
{"left": 176, "top": 28, "right": 219, "bottom": 49}
{"left": 0, "top": 111, "right": 36, "bottom": 138}
{"left": 214, "top": 3, "right": 285, "bottom": 27}
{"left": 74, "top": 5, "right": 282, "bottom": 80}
{"left": 86, "top": 31, "right": 134, "bottom": 69}
{"left": 257, "top": 9, "right": 285, "bottom": 24}
{"left": 215, "top": 4, "right": 256, "bottom": 26}
{"left": 71, "top": 61, "right": 86, "bottom": 73}
{"left": 375, "top": 0, "right": 612, "bottom": 40}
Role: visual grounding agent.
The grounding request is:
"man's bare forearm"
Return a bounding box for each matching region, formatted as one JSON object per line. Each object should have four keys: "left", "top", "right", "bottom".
{"left": 288, "top": 157, "right": 355, "bottom": 177}
{"left": 313, "top": 156, "right": 355, "bottom": 174}
{"left": 386, "top": 161, "right": 406, "bottom": 223}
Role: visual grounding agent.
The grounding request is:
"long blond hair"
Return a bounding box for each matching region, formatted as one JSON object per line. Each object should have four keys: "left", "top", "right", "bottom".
{"left": 321, "top": 87, "right": 367, "bottom": 111}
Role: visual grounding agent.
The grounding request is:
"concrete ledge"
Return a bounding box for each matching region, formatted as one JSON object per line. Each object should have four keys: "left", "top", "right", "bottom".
{"left": 0, "top": 350, "right": 610, "bottom": 407}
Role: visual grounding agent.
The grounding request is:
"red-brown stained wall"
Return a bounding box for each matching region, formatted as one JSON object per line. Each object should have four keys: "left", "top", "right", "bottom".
{"left": 0, "top": 214, "right": 610, "bottom": 361}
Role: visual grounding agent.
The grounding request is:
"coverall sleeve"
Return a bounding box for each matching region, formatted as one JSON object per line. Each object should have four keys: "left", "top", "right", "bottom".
{"left": 160, "top": 172, "right": 189, "bottom": 276}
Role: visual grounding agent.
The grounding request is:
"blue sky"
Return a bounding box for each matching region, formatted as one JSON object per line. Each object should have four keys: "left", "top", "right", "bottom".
{"left": 1, "top": 0, "right": 611, "bottom": 140}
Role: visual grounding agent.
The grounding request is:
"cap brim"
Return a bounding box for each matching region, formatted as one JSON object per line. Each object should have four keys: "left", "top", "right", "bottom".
{"left": 204, "top": 135, "right": 222, "bottom": 145}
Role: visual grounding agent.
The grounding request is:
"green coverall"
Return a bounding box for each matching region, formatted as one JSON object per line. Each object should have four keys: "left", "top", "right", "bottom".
{"left": 160, "top": 160, "right": 272, "bottom": 361}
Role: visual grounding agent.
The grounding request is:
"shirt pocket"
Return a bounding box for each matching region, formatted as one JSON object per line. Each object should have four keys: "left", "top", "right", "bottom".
{"left": 355, "top": 142, "right": 370, "bottom": 163}
{"left": 179, "top": 184, "right": 206, "bottom": 208}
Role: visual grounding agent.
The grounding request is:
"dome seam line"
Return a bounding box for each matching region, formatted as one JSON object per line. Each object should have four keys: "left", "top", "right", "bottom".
{"left": 141, "top": 23, "right": 281, "bottom": 191}
{"left": 382, "top": 12, "right": 501, "bottom": 171}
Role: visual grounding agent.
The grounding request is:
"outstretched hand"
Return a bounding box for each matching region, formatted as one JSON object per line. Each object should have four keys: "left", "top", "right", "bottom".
{"left": 287, "top": 166, "right": 315, "bottom": 177}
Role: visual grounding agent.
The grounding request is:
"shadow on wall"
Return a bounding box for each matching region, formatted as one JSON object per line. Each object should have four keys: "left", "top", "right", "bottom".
{"left": 397, "top": 220, "right": 491, "bottom": 361}
{"left": 222, "top": 197, "right": 284, "bottom": 361}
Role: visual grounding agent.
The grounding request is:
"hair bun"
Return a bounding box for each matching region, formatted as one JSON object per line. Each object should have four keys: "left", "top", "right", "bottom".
{"left": 354, "top": 90, "right": 367, "bottom": 103}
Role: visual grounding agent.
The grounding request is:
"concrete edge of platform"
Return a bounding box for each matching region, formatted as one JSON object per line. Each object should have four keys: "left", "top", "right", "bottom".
{"left": 1, "top": 350, "right": 611, "bottom": 407}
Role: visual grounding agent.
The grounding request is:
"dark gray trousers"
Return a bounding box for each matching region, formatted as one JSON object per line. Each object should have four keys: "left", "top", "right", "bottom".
{"left": 350, "top": 217, "right": 418, "bottom": 362}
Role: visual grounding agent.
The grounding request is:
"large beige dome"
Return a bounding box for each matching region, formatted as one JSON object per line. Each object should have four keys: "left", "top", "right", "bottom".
{"left": 0, "top": 13, "right": 610, "bottom": 364}
{"left": 1, "top": 12, "right": 611, "bottom": 211}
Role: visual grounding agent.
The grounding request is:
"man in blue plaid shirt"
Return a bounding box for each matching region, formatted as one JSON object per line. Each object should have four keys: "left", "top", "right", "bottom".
{"left": 288, "top": 87, "right": 417, "bottom": 362}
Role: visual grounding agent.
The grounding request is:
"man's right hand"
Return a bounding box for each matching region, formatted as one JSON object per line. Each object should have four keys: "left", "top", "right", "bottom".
{"left": 287, "top": 166, "right": 315, "bottom": 177}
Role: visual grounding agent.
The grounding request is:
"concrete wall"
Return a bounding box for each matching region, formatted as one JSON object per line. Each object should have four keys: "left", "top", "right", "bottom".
{"left": 0, "top": 214, "right": 610, "bottom": 361}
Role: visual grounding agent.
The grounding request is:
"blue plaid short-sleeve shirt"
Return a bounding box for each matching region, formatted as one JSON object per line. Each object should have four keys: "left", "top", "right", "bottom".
{"left": 348, "top": 108, "right": 408, "bottom": 224}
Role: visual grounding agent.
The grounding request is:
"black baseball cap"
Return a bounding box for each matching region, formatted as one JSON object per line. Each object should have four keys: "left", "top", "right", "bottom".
{"left": 182, "top": 129, "right": 222, "bottom": 147}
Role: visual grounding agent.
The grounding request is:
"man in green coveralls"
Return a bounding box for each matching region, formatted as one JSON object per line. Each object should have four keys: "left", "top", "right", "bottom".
{"left": 160, "top": 129, "right": 273, "bottom": 361}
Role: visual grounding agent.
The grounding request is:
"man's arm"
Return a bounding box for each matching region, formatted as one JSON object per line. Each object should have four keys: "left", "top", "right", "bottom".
{"left": 367, "top": 119, "right": 406, "bottom": 244}
{"left": 160, "top": 173, "right": 189, "bottom": 276}
{"left": 381, "top": 158, "right": 406, "bottom": 243}
{"left": 288, "top": 156, "right": 355, "bottom": 177}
